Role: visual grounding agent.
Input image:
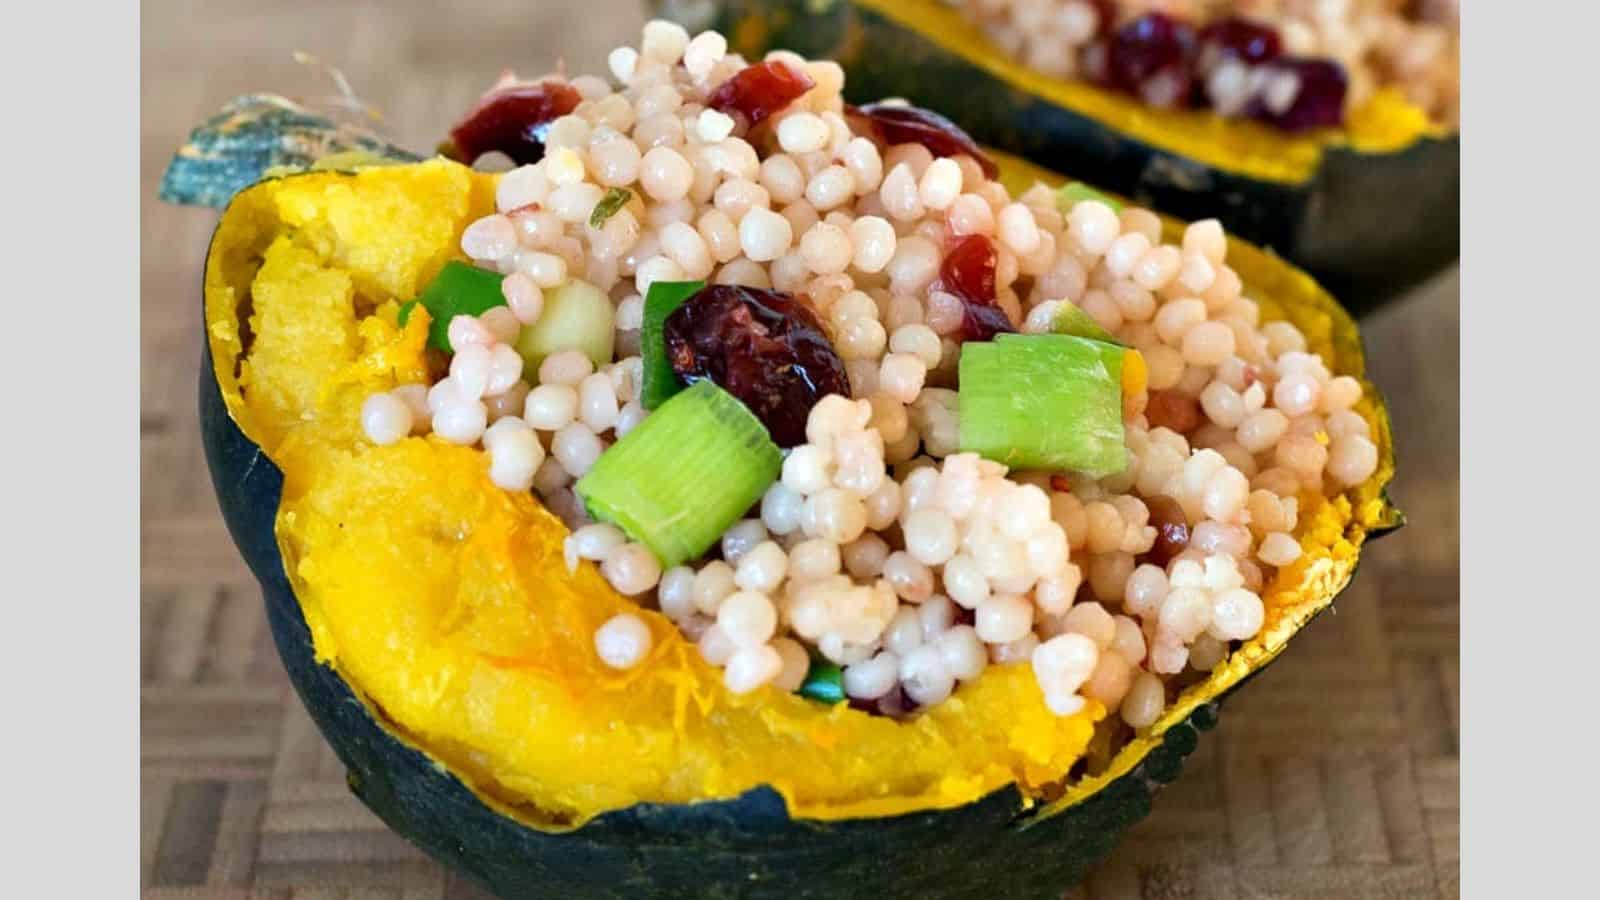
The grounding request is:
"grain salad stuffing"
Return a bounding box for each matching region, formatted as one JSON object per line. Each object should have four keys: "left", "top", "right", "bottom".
{"left": 954, "top": 0, "right": 1461, "bottom": 129}
{"left": 358, "top": 20, "right": 1381, "bottom": 729}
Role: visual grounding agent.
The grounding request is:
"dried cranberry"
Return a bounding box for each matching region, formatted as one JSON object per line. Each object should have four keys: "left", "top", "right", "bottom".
{"left": 1145, "top": 389, "right": 1202, "bottom": 434}
{"left": 1249, "top": 57, "right": 1347, "bottom": 131}
{"left": 937, "top": 234, "right": 1017, "bottom": 343}
{"left": 1107, "top": 13, "right": 1198, "bottom": 109}
{"left": 707, "top": 61, "right": 815, "bottom": 128}
{"left": 1196, "top": 17, "right": 1282, "bottom": 70}
{"left": 445, "top": 81, "right": 582, "bottom": 166}
{"left": 1086, "top": 0, "right": 1119, "bottom": 35}
{"left": 850, "top": 103, "right": 999, "bottom": 178}
{"left": 850, "top": 684, "right": 919, "bottom": 719}
{"left": 1143, "top": 495, "right": 1190, "bottom": 568}
{"left": 663, "top": 284, "right": 850, "bottom": 447}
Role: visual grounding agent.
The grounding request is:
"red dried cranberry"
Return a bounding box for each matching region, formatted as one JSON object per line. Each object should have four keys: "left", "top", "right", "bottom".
{"left": 937, "top": 234, "right": 1016, "bottom": 343}
{"left": 662, "top": 285, "right": 850, "bottom": 447}
{"left": 1196, "top": 17, "right": 1282, "bottom": 70}
{"left": 849, "top": 684, "right": 919, "bottom": 719}
{"left": 1086, "top": 0, "right": 1119, "bottom": 35}
{"left": 707, "top": 61, "right": 816, "bottom": 128}
{"left": 445, "top": 81, "right": 582, "bottom": 166}
{"left": 1143, "top": 495, "right": 1190, "bottom": 568}
{"left": 1107, "top": 13, "right": 1198, "bottom": 109}
{"left": 1145, "top": 389, "right": 1202, "bottom": 433}
{"left": 1249, "top": 57, "right": 1347, "bottom": 131}
{"left": 850, "top": 103, "right": 999, "bottom": 178}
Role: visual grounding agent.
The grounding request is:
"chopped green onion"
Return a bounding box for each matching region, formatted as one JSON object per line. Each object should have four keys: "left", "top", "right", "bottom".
{"left": 638, "top": 280, "right": 705, "bottom": 410}
{"left": 1056, "top": 181, "right": 1124, "bottom": 214}
{"left": 399, "top": 260, "right": 506, "bottom": 353}
{"left": 589, "top": 187, "right": 634, "bottom": 228}
{"left": 575, "top": 380, "right": 781, "bottom": 568}
{"left": 1052, "top": 301, "right": 1121, "bottom": 345}
{"left": 797, "top": 657, "right": 844, "bottom": 704}
{"left": 513, "top": 278, "right": 615, "bottom": 370}
{"left": 958, "top": 333, "right": 1127, "bottom": 477}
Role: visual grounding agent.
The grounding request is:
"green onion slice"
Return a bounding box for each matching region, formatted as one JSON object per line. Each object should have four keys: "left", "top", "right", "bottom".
{"left": 399, "top": 260, "right": 506, "bottom": 353}
{"left": 1055, "top": 181, "right": 1124, "bottom": 214}
{"left": 639, "top": 280, "right": 705, "bottom": 410}
{"left": 575, "top": 380, "right": 780, "bottom": 568}
{"left": 958, "top": 333, "right": 1128, "bottom": 477}
{"left": 589, "top": 187, "right": 634, "bottom": 228}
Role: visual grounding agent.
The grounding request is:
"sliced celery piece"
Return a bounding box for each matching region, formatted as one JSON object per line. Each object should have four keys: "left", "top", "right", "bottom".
{"left": 398, "top": 260, "right": 506, "bottom": 353}
{"left": 1051, "top": 301, "right": 1121, "bottom": 345}
{"left": 959, "top": 334, "right": 1127, "bottom": 476}
{"left": 575, "top": 381, "right": 780, "bottom": 568}
{"left": 1055, "top": 181, "right": 1124, "bottom": 214}
{"left": 514, "top": 278, "right": 615, "bottom": 370}
{"left": 639, "top": 280, "right": 705, "bottom": 410}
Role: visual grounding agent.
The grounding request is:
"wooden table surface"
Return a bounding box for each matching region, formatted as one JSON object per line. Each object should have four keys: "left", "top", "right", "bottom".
{"left": 140, "top": 2, "right": 1460, "bottom": 896}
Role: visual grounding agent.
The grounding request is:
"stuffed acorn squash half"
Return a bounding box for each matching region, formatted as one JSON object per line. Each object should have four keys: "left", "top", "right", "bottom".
{"left": 180, "top": 20, "right": 1399, "bottom": 900}
{"left": 658, "top": 0, "right": 1459, "bottom": 313}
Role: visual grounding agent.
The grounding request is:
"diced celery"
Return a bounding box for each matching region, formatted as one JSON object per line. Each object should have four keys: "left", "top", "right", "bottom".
{"left": 575, "top": 381, "right": 781, "bottom": 568}
{"left": 514, "top": 278, "right": 615, "bottom": 370}
{"left": 399, "top": 260, "right": 506, "bottom": 353}
{"left": 958, "top": 334, "right": 1127, "bottom": 476}
{"left": 1055, "top": 181, "right": 1124, "bottom": 214}
{"left": 638, "top": 280, "right": 705, "bottom": 409}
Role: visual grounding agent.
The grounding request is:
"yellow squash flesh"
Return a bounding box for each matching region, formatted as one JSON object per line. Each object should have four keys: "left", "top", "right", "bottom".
{"left": 205, "top": 158, "right": 1397, "bottom": 830}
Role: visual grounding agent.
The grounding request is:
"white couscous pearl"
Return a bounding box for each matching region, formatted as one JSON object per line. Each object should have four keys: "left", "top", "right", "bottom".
{"left": 577, "top": 372, "right": 621, "bottom": 432}
{"left": 524, "top": 384, "right": 579, "bottom": 430}
{"left": 717, "top": 590, "right": 778, "bottom": 647}
{"left": 976, "top": 593, "right": 1033, "bottom": 644}
{"left": 903, "top": 509, "right": 959, "bottom": 566}
{"left": 899, "top": 644, "right": 955, "bottom": 706}
{"left": 1210, "top": 588, "right": 1264, "bottom": 640}
{"left": 724, "top": 644, "right": 783, "bottom": 694}
{"left": 602, "top": 542, "right": 662, "bottom": 596}
{"left": 772, "top": 638, "right": 811, "bottom": 692}
{"left": 843, "top": 651, "right": 901, "bottom": 700}
{"left": 1120, "top": 672, "right": 1165, "bottom": 728}
{"left": 721, "top": 518, "right": 769, "bottom": 564}
{"left": 433, "top": 400, "right": 488, "bottom": 445}
{"left": 735, "top": 541, "right": 789, "bottom": 593}
{"left": 487, "top": 426, "right": 544, "bottom": 491}
{"left": 539, "top": 350, "right": 595, "bottom": 386}
{"left": 658, "top": 566, "right": 697, "bottom": 620}
{"left": 738, "top": 207, "right": 793, "bottom": 262}
{"left": 361, "top": 392, "right": 413, "bottom": 446}
{"left": 595, "top": 613, "right": 652, "bottom": 669}
{"left": 552, "top": 423, "right": 604, "bottom": 477}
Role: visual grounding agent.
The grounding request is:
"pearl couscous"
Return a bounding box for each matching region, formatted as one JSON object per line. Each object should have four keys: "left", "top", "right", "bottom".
{"left": 360, "top": 20, "right": 1381, "bottom": 729}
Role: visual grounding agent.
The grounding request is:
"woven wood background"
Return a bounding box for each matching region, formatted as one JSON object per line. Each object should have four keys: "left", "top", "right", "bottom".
{"left": 140, "top": 1, "right": 1460, "bottom": 896}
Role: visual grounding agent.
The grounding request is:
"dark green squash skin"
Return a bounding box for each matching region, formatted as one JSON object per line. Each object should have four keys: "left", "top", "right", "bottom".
{"left": 663, "top": 0, "right": 1458, "bottom": 316}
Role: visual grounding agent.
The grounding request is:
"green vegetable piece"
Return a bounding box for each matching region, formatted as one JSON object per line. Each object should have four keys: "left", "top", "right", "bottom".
{"left": 1056, "top": 181, "right": 1124, "bottom": 214}
{"left": 514, "top": 278, "right": 616, "bottom": 370}
{"left": 639, "top": 280, "right": 706, "bottom": 410}
{"left": 400, "top": 260, "right": 507, "bottom": 353}
{"left": 958, "top": 333, "right": 1127, "bottom": 477}
{"left": 575, "top": 381, "right": 781, "bottom": 568}
{"left": 589, "top": 187, "right": 634, "bottom": 228}
{"left": 797, "top": 658, "right": 844, "bottom": 704}
{"left": 1051, "top": 302, "right": 1121, "bottom": 345}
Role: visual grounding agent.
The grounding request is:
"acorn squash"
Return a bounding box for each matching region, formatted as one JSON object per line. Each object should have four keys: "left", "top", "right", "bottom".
{"left": 186, "top": 126, "right": 1399, "bottom": 893}
{"left": 655, "top": 0, "right": 1459, "bottom": 314}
